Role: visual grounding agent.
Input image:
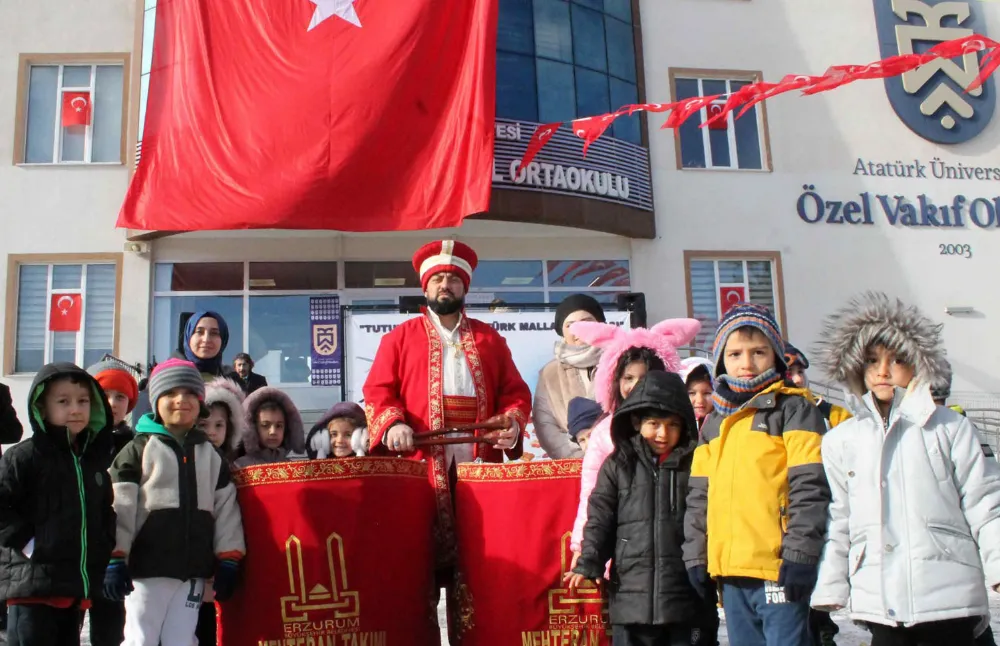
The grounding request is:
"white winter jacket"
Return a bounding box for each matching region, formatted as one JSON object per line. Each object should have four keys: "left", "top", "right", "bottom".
{"left": 812, "top": 385, "right": 1000, "bottom": 627}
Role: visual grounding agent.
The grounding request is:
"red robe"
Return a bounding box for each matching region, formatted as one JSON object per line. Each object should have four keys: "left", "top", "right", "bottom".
{"left": 363, "top": 311, "right": 532, "bottom": 566}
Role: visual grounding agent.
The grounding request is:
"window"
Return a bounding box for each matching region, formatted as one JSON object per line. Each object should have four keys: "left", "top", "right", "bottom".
{"left": 14, "top": 55, "right": 129, "bottom": 165}
{"left": 684, "top": 252, "right": 785, "bottom": 352}
{"left": 672, "top": 71, "right": 770, "bottom": 171}
{"left": 5, "top": 256, "right": 121, "bottom": 374}
{"left": 495, "top": 0, "right": 643, "bottom": 145}
{"left": 150, "top": 258, "right": 631, "bottom": 381}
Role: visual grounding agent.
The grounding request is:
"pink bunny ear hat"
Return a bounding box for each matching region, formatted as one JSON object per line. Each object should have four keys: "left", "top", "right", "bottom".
{"left": 570, "top": 318, "right": 702, "bottom": 412}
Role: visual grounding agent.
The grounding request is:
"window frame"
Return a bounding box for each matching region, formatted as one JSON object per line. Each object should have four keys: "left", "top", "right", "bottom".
{"left": 668, "top": 68, "right": 773, "bottom": 172}
{"left": 4, "top": 253, "right": 124, "bottom": 375}
{"left": 150, "top": 258, "right": 632, "bottom": 377}
{"left": 13, "top": 53, "right": 132, "bottom": 166}
{"left": 683, "top": 250, "right": 787, "bottom": 340}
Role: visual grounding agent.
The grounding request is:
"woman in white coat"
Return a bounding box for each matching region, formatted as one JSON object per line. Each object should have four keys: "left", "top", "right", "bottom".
{"left": 811, "top": 292, "right": 1000, "bottom": 646}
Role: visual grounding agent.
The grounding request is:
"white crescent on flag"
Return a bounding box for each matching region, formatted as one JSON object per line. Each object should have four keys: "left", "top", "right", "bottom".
{"left": 70, "top": 97, "right": 88, "bottom": 112}
{"left": 57, "top": 295, "right": 75, "bottom": 310}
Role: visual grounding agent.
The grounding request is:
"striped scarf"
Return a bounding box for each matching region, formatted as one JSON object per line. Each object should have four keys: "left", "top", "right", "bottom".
{"left": 712, "top": 369, "right": 784, "bottom": 417}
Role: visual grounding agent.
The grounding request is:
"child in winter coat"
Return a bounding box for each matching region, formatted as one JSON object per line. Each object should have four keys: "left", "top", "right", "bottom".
{"left": 85, "top": 359, "right": 140, "bottom": 646}
{"left": 811, "top": 293, "right": 1000, "bottom": 646}
{"left": 679, "top": 357, "right": 714, "bottom": 424}
{"left": 195, "top": 377, "right": 248, "bottom": 646}
{"left": 88, "top": 358, "right": 139, "bottom": 459}
{"left": 305, "top": 402, "right": 368, "bottom": 460}
{"left": 567, "top": 318, "right": 702, "bottom": 560}
{"left": 106, "top": 358, "right": 245, "bottom": 646}
{"left": 567, "top": 370, "right": 701, "bottom": 646}
{"left": 235, "top": 387, "right": 306, "bottom": 468}
{"left": 201, "top": 377, "right": 246, "bottom": 463}
{"left": 566, "top": 397, "right": 603, "bottom": 454}
{"left": 683, "top": 303, "right": 830, "bottom": 646}
{"left": 783, "top": 343, "right": 852, "bottom": 429}
{"left": 0, "top": 363, "right": 116, "bottom": 646}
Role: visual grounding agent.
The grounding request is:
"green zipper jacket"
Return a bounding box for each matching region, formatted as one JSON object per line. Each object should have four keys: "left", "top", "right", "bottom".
{"left": 0, "top": 363, "right": 116, "bottom": 601}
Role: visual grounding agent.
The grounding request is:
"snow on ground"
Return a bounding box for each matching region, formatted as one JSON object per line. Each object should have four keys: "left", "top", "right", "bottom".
{"left": 73, "top": 589, "right": 1000, "bottom": 645}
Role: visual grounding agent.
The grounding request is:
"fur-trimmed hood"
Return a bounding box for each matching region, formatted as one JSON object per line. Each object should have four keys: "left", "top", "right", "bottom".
{"left": 204, "top": 377, "right": 246, "bottom": 452}
{"left": 815, "top": 292, "right": 948, "bottom": 396}
{"left": 242, "top": 387, "right": 305, "bottom": 455}
{"left": 570, "top": 318, "right": 701, "bottom": 413}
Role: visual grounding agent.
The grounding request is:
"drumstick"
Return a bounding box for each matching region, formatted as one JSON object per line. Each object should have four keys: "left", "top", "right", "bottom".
{"left": 412, "top": 420, "right": 509, "bottom": 439}
{"left": 412, "top": 436, "right": 495, "bottom": 446}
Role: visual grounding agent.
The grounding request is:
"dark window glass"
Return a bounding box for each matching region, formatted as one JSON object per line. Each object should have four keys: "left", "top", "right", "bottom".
{"left": 537, "top": 59, "right": 576, "bottom": 122}
{"left": 605, "top": 17, "right": 635, "bottom": 82}
{"left": 472, "top": 260, "right": 544, "bottom": 287}
{"left": 603, "top": 0, "right": 631, "bottom": 22}
{"left": 547, "top": 260, "right": 630, "bottom": 287}
{"left": 154, "top": 263, "right": 243, "bottom": 291}
{"left": 733, "top": 81, "right": 763, "bottom": 169}
{"left": 248, "top": 296, "right": 313, "bottom": 384}
{"left": 573, "top": 0, "right": 603, "bottom": 9}
{"left": 534, "top": 0, "right": 573, "bottom": 62}
{"left": 571, "top": 5, "right": 606, "bottom": 72}
{"left": 498, "top": 0, "right": 535, "bottom": 55}
{"left": 575, "top": 68, "right": 610, "bottom": 117}
{"left": 497, "top": 52, "right": 539, "bottom": 120}
{"left": 248, "top": 262, "right": 338, "bottom": 290}
{"left": 344, "top": 262, "right": 420, "bottom": 289}
{"left": 609, "top": 78, "right": 640, "bottom": 143}
{"left": 676, "top": 78, "right": 705, "bottom": 168}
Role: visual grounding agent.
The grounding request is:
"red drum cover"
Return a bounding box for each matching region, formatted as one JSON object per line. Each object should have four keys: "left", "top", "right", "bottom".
{"left": 454, "top": 460, "right": 610, "bottom": 646}
{"left": 220, "top": 458, "right": 439, "bottom": 646}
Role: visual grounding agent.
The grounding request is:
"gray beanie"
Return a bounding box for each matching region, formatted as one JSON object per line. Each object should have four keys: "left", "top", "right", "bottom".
{"left": 148, "top": 358, "right": 207, "bottom": 422}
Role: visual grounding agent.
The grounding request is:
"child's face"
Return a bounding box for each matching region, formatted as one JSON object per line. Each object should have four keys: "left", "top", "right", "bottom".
{"left": 687, "top": 381, "right": 714, "bottom": 420}
{"left": 576, "top": 428, "right": 592, "bottom": 453}
{"left": 722, "top": 328, "right": 776, "bottom": 379}
{"left": 258, "top": 408, "right": 286, "bottom": 449}
{"left": 786, "top": 364, "right": 808, "bottom": 389}
{"left": 864, "top": 345, "right": 915, "bottom": 403}
{"left": 638, "top": 414, "right": 684, "bottom": 456}
{"left": 200, "top": 406, "right": 228, "bottom": 449}
{"left": 42, "top": 379, "right": 91, "bottom": 437}
{"left": 619, "top": 361, "right": 648, "bottom": 400}
{"left": 328, "top": 418, "right": 355, "bottom": 458}
{"left": 106, "top": 390, "right": 130, "bottom": 426}
{"left": 157, "top": 388, "right": 200, "bottom": 428}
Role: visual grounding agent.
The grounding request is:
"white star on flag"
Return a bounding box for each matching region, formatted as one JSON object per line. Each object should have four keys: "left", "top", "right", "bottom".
{"left": 308, "top": 0, "right": 361, "bottom": 30}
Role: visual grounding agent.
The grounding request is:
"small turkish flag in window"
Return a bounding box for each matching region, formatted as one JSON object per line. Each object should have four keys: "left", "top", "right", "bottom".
{"left": 706, "top": 102, "right": 728, "bottom": 130}
{"left": 61, "top": 92, "right": 92, "bottom": 127}
{"left": 49, "top": 294, "right": 83, "bottom": 332}
{"left": 719, "top": 286, "right": 746, "bottom": 317}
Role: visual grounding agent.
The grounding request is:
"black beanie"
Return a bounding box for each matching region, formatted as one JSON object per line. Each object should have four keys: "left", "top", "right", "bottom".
{"left": 554, "top": 294, "right": 606, "bottom": 337}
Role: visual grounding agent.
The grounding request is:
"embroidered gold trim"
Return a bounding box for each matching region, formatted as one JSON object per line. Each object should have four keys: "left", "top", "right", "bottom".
{"left": 422, "top": 314, "right": 458, "bottom": 569}
{"left": 456, "top": 459, "right": 584, "bottom": 482}
{"left": 232, "top": 457, "right": 428, "bottom": 487}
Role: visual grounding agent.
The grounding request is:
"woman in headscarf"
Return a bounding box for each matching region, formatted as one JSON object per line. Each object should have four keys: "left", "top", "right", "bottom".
{"left": 533, "top": 294, "right": 606, "bottom": 459}
{"left": 132, "top": 311, "right": 238, "bottom": 429}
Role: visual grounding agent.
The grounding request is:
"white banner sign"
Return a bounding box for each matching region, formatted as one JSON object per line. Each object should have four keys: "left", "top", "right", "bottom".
{"left": 346, "top": 310, "right": 631, "bottom": 461}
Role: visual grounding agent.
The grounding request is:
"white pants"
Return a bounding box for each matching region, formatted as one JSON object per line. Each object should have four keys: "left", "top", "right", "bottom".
{"left": 123, "top": 577, "right": 205, "bottom": 646}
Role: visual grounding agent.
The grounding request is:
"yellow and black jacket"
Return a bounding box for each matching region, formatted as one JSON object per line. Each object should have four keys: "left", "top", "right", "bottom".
{"left": 682, "top": 382, "right": 831, "bottom": 581}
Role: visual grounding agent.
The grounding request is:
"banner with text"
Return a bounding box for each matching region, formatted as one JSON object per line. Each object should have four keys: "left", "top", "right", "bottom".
{"left": 345, "top": 310, "right": 631, "bottom": 461}
{"left": 310, "top": 296, "right": 342, "bottom": 387}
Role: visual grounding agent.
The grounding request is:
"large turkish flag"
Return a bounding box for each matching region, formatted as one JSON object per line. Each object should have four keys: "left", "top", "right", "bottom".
{"left": 119, "top": 0, "right": 498, "bottom": 232}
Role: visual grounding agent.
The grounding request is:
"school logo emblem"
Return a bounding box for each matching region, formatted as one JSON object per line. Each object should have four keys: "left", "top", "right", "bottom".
{"left": 873, "top": 0, "right": 995, "bottom": 144}
{"left": 312, "top": 324, "right": 338, "bottom": 357}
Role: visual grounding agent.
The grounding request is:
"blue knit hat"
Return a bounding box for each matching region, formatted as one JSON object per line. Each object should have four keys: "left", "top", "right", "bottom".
{"left": 783, "top": 342, "right": 809, "bottom": 370}
{"left": 711, "top": 303, "right": 787, "bottom": 377}
{"left": 567, "top": 397, "right": 602, "bottom": 439}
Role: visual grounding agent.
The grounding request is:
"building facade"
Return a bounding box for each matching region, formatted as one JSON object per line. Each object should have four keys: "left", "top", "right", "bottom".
{"left": 2, "top": 0, "right": 998, "bottom": 425}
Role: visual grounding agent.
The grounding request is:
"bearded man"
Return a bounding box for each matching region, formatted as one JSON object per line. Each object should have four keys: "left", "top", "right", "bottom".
{"left": 363, "top": 239, "right": 532, "bottom": 569}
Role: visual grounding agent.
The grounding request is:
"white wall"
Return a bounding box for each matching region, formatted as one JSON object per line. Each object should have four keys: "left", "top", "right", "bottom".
{"left": 0, "top": 0, "right": 141, "bottom": 425}
{"left": 634, "top": 0, "right": 1000, "bottom": 395}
